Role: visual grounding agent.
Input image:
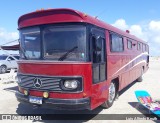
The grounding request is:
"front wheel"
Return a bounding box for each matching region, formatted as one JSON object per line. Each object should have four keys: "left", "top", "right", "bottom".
{"left": 101, "top": 82, "right": 116, "bottom": 108}
{"left": 0, "top": 65, "right": 7, "bottom": 74}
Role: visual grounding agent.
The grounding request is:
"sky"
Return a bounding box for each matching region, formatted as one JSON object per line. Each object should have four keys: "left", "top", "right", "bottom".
{"left": 0, "top": 0, "right": 160, "bottom": 56}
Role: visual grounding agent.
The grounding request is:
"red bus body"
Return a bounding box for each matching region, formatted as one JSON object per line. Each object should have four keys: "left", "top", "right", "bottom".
{"left": 16, "top": 8, "right": 149, "bottom": 110}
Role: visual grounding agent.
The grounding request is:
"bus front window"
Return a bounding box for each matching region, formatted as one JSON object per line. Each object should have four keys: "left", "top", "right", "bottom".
{"left": 43, "top": 25, "right": 87, "bottom": 61}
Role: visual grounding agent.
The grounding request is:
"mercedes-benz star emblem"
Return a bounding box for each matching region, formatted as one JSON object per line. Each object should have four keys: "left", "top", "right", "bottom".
{"left": 33, "top": 78, "right": 42, "bottom": 88}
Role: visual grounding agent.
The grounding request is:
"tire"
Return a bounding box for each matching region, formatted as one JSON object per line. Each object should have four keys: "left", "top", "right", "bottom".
{"left": 101, "top": 82, "right": 116, "bottom": 109}
{"left": 0, "top": 65, "right": 7, "bottom": 74}
{"left": 137, "top": 68, "right": 144, "bottom": 82}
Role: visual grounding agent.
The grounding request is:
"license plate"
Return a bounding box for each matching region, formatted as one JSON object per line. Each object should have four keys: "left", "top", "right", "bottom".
{"left": 29, "top": 96, "right": 42, "bottom": 104}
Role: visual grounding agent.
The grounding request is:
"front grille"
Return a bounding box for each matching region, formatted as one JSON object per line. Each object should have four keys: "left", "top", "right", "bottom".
{"left": 18, "top": 75, "right": 62, "bottom": 92}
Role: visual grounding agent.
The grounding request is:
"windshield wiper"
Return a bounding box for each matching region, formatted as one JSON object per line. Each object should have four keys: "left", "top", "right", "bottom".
{"left": 20, "top": 46, "right": 28, "bottom": 60}
{"left": 58, "top": 46, "right": 78, "bottom": 61}
{"left": 18, "top": 39, "right": 28, "bottom": 60}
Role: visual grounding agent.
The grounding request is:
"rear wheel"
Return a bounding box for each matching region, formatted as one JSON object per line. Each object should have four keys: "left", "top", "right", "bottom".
{"left": 0, "top": 65, "right": 7, "bottom": 74}
{"left": 137, "top": 68, "right": 144, "bottom": 82}
{"left": 101, "top": 82, "right": 116, "bottom": 108}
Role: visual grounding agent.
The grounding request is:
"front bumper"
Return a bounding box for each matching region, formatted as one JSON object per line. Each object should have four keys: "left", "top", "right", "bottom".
{"left": 15, "top": 91, "right": 90, "bottom": 110}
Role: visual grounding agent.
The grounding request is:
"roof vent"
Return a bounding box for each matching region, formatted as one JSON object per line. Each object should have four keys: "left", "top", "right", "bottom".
{"left": 126, "top": 30, "right": 130, "bottom": 33}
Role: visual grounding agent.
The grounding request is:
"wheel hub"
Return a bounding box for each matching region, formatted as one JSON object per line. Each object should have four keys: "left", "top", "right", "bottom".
{"left": 108, "top": 83, "right": 116, "bottom": 103}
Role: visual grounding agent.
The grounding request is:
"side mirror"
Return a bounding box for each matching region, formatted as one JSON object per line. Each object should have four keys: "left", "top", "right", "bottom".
{"left": 7, "top": 58, "right": 11, "bottom": 61}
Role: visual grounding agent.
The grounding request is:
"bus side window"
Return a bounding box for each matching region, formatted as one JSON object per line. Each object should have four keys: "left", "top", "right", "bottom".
{"left": 137, "top": 42, "right": 141, "bottom": 51}
{"left": 92, "top": 36, "right": 97, "bottom": 63}
{"left": 92, "top": 36, "right": 104, "bottom": 63}
{"left": 142, "top": 44, "right": 146, "bottom": 52}
{"left": 110, "top": 33, "right": 124, "bottom": 52}
{"left": 127, "top": 39, "right": 132, "bottom": 49}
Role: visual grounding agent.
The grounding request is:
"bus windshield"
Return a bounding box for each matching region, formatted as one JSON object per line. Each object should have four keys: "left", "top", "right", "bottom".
{"left": 20, "top": 27, "right": 41, "bottom": 59}
{"left": 43, "top": 25, "right": 86, "bottom": 61}
{"left": 20, "top": 25, "right": 87, "bottom": 61}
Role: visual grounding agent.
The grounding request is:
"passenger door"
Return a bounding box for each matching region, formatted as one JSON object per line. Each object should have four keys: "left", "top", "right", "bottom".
{"left": 91, "top": 29, "right": 106, "bottom": 83}
{"left": 90, "top": 28, "right": 107, "bottom": 109}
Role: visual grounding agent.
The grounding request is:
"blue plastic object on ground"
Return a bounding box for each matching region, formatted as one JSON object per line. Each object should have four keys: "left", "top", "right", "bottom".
{"left": 135, "top": 90, "right": 160, "bottom": 117}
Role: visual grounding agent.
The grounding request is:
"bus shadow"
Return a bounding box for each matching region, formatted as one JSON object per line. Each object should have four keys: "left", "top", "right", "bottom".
{"left": 16, "top": 103, "right": 103, "bottom": 122}
{"left": 119, "top": 80, "right": 137, "bottom": 96}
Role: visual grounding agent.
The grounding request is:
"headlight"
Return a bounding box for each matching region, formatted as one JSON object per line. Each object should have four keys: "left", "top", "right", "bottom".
{"left": 24, "top": 90, "right": 29, "bottom": 95}
{"left": 64, "top": 80, "right": 78, "bottom": 89}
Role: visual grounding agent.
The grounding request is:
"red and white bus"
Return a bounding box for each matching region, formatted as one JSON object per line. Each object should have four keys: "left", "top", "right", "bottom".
{"left": 15, "top": 8, "right": 149, "bottom": 110}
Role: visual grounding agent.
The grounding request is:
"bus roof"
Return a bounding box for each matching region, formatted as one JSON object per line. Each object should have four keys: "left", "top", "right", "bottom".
{"left": 18, "top": 8, "right": 146, "bottom": 43}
